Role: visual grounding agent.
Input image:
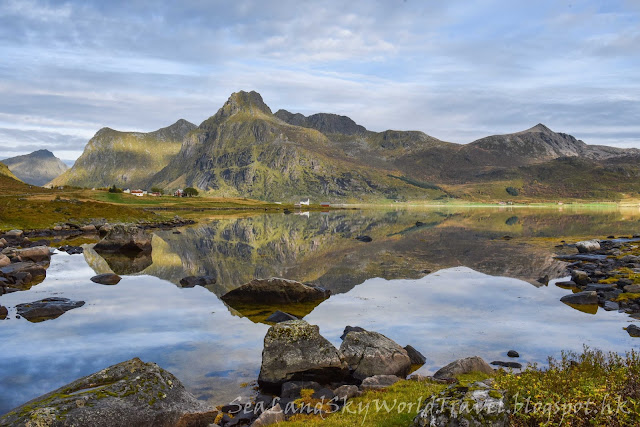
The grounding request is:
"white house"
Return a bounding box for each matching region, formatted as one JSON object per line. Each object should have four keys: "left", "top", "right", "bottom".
{"left": 123, "top": 189, "right": 131, "bottom": 194}
{"left": 131, "top": 189, "right": 144, "bottom": 197}
{"left": 300, "top": 198, "right": 310, "bottom": 206}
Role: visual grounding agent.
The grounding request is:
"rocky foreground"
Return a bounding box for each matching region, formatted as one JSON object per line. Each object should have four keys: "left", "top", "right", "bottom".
{"left": 554, "top": 236, "right": 640, "bottom": 330}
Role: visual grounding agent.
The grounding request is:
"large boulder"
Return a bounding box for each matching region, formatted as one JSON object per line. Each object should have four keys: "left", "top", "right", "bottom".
{"left": 433, "top": 356, "right": 494, "bottom": 380}
{"left": 93, "top": 225, "right": 152, "bottom": 254}
{"left": 13, "top": 246, "right": 52, "bottom": 263}
{"left": 15, "top": 297, "right": 85, "bottom": 322}
{"left": 0, "top": 261, "right": 48, "bottom": 289}
{"left": 413, "top": 381, "right": 508, "bottom": 426}
{"left": 258, "top": 320, "right": 348, "bottom": 391}
{"left": 221, "top": 277, "right": 330, "bottom": 305}
{"left": 360, "top": 375, "right": 401, "bottom": 390}
{"left": 560, "top": 291, "right": 598, "bottom": 305}
{"left": 0, "top": 358, "right": 217, "bottom": 427}
{"left": 575, "top": 240, "right": 601, "bottom": 253}
{"left": 339, "top": 329, "right": 412, "bottom": 380}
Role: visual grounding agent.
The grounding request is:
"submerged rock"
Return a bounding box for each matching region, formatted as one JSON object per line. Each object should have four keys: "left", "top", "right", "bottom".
{"left": 433, "top": 356, "right": 494, "bottom": 380}
{"left": 15, "top": 297, "right": 85, "bottom": 322}
{"left": 221, "top": 277, "right": 330, "bottom": 305}
{"left": 91, "top": 273, "right": 122, "bottom": 285}
{"left": 340, "top": 329, "right": 411, "bottom": 380}
{"left": 179, "top": 275, "right": 216, "bottom": 288}
{"left": 0, "top": 358, "right": 217, "bottom": 427}
{"left": 258, "top": 320, "right": 347, "bottom": 391}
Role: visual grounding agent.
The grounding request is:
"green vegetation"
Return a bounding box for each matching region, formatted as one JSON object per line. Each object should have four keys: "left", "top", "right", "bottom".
{"left": 108, "top": 185, "right": 123, "bottom": 193}
{"left": 183, "top": 187, "right": 199, "bottom": 197}
{"left": 506, "top": 186, "right": 519, "bottom": 196}
{"left": 494, "top": 347, "right": 640, "bottom": 426}
{"left": 387, "top": 175, "right": 442, "bottom": 191}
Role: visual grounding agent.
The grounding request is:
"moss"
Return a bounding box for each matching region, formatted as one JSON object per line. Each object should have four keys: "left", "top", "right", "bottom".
{"left": 615, "top": 292, "right": 640, "bottom": 302}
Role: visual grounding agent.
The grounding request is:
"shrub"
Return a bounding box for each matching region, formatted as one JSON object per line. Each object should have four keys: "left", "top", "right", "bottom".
{"left": 506, "top": 186, "right": 519, "bottom": 196}
{"left": 183, "top": 187, "right": 199, "bottom": 197}
{"left": 108, "top": 185, "right": 123, "bottom": 193}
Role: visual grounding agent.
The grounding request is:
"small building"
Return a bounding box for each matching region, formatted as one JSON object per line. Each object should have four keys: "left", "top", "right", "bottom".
{"left": 300, "top": 198, "right": 310, "bottom": 206}
{"left": 123, "top": 189, "right": 131, "bottom": 194}
{"left": 131, "top": 189, "right": 144, "bottom": 197}
{"left": 174, "top": 189, "right": 184, "bottom": 197}
{"left": 150, "top": 192, "right": 162, "bottom": 197}
{"left": 321, "top": 202, "right": 330, "bottom": 207}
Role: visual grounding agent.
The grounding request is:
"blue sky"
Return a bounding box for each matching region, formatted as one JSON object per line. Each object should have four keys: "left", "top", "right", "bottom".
{"left": 1, "top": 0, "right": 639, "bottom": 161}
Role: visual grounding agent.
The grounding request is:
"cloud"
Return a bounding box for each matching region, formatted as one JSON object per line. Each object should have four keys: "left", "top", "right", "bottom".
{"left": 0, "top": 0, "right": 638, "bottom": 158}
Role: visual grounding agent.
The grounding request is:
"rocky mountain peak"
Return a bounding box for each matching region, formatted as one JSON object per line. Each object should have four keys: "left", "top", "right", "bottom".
{"left": 224, "top": 90, "right": 272, "bottom": 116}
{"left": 519, "top": 123, "right": 554, "bottom": 135}
{"left": 274, "top": 109, "right": 366, "bottom": 135}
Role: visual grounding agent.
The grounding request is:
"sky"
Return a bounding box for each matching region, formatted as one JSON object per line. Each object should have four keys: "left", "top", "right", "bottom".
{"left": 1, "top": 0, "right": 639, "bottom": 162}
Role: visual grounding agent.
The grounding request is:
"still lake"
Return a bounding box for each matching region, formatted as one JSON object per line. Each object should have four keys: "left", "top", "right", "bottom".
{"left": 1, "top": 207, "right": 640, "bottom": 414}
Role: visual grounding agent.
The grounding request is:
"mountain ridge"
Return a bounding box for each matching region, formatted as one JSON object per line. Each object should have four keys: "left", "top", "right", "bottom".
{"left": 2, "top": 149, "right": 68, "bottom": 186}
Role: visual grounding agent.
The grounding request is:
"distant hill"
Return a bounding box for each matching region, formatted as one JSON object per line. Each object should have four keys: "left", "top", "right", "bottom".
{"left": 47, "top": 90, "right": 640, "bottom": 201}
{"left": 0, "top": 161, "right": 47, "bottom": 195}
{"left": 2, "top": 149, "right": 68, "bottom": 186}
{"left": 48, "top": 119, "right": 196, "bottom": 189}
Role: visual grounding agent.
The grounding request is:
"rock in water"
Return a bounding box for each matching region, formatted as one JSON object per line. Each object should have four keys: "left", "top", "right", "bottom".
{"left": 433, "top": 356, "right": 494, "bottom": 380}
{"left": 93, "top": 224, "right": 152, "bottom": 254}
{"left": 340, "top": 329, "right": 412, "bottom": 380}
{"left": 179, "top": 275, "right": 216, "bottom": 288}
{"left": 491, "top": 361, "right": 523, "bottom": 369}
{"left": 507, "top": 350, "right": 519, "bottom": 358}
{"left": 221, "top": 277, "right": 330, "bottom": 304}
{"left": 626, "top": 324, "right": 640, "bottom": 337}
{"left": 15, "top": 297, "right": 85, "bottom": 322}
{"left": 404, "top": 345, "right": 427, "bottom": 365}
{"left": 575, "top": 240, "right": 601, "bottom": 253}
{"left": 11, "top": 246, "right": 52, "bottom": 263}
{"left": 560, "top": 291, "right": 598, "bottom": 305}
{"left": 258, "top": 320, "right": 347, "bottom": 391}
{"left": 90, "top": 273, "right": 122, "bottom": 285}
{"left": 413, "top": 381, "right": 508, "bottom": 426}
{"left": 0, "top": 305, "right": 7, "bottom": 320}
{"left": 0, "top": 358, "right": 217, "bottom": 426}
{"left": 570, "top": 270, "right": 590, "bottom": 286}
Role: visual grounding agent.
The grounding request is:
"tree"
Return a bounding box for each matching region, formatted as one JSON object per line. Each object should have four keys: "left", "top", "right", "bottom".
{"left": 183, "top": 187, "right": 199, "bottom": 197}
{"left": 151, "top": 187, "right": 164, "bottom": 195}
{"left": 108, "top": 184, "right": 123, "bottom": 193}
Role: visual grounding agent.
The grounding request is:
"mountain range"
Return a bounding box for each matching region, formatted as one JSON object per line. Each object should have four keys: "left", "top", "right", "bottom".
{"left": 2, "top": 150, "right": 68, "bottom": 186}
{"left": 45, "top": 90, "right": 640, "bottom": 201}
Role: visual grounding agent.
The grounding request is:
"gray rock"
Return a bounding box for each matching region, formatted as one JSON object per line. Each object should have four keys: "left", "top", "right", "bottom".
{"left": 93, "top": 224, "right": 152, "bottom": 253}
{"left": 15, "top": 297, "right": 85, "bottom": 323}
{"left": 0, "top": 358, "right": 217, "bottom": 426}
{"left": 333, "top": 385, "right": 359, "bottom": 401}
{"left": 4, "top": 229, "right": 23, "bottom": 237}
{"left": 507, "top": 350, "right": 519, "bottom": 358}
{"left": 604, "top": 301, "right": 620, "bottom": 311}
{"left": 556, "top": 254, "right": 608, "bottom": 262}
{"left": 585, "top": 284, "right": 617, "bottom": 292}
{"left": 340, "top": 330, "right": 411, "bottom": 380}
{"left": 265, "top": 310, "right": 298, "bottom": 323}
{"left": 576, "top": 240, "right": 600, "bottom": 253}
{"left": 360, "top": 375, "right": 401, "bottom": 390}
{"left": 355, "top": 236, "right": 372, "bottom": 242}
{"left": 571, "top": 270, "right": 590, "bottom": 286}
{"left": 404, "top": 345, "right": 427, "bottom": 365}
{"left": 81, "top": 224, "right": 97, "bottom": 233}
{"left": 624, "top": 284, "right": 640, "bottom": 293}
{"left": 433, "top": 356, "right": 494, "bottom": 380}
{"left": 340, "top": 325, "right": 366, "bottom": 340}
{"left": 412, "top": 381, "right": 508, "bottom": 426}
{"left": 221, "top": 277, "right": 330, "bottom": 305}
{"left": 179, "top": 275, "right": 216, "bottom": 288}
{"left": 90, "top": 273, "right": 122, "bottom": 285}
{"left": 258, "top": 320, "right": 347, "bottom": 391}
{"left": 626, "top": 324, "right": 640, "bottom": 337}
{"left": 555, "top": 280, "right": 577, "bottom": 288}
{"left": 560, "top": 291, "right": 598, "bottom": 305}
{"left": 252, "top": 403, "right": 285, "bottom": 427}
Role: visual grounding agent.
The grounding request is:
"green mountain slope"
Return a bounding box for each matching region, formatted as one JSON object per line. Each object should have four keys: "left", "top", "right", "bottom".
{"left": 151, "top": 91, "right": 443, "bottom": 201}
{"left": 2, "top": 149, "right": 68, "bottom": 186}
{"left": 48, "top": 119, "right": 196, "bottom": 189}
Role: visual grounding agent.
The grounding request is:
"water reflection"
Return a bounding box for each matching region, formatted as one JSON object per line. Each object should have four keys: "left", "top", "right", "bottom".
{"left": 2, "top": 207, "right": 640, "bottom": 415}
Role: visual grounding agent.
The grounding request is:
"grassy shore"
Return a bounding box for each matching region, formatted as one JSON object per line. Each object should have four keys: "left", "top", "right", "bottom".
{"left": 279, "top": 348, "right": 640, "bottom": 426}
